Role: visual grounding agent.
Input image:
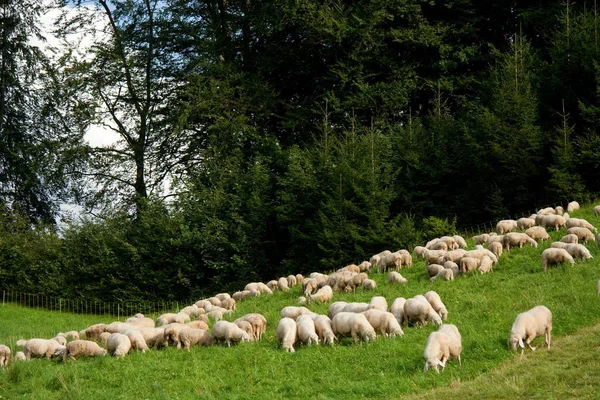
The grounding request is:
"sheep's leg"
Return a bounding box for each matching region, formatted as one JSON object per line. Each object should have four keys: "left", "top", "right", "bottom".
{"left": 457, "top": 354, "right": 461, "bottom": 366}
{"left": 546, "top": 330, "right": 551, "bottom": 349}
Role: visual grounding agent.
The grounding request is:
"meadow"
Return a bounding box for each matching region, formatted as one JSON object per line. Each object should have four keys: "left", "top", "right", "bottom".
{"left": 1, "top": 206, "right": 600, "bottom": 399}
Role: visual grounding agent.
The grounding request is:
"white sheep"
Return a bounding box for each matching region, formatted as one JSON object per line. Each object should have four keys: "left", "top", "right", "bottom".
{"left": 179, "top": 327, "right": 214, "bottom": 350}
{"left": 14, "top": 351, "right": 26, "bottom": 362}
{"left": 314, "top": 315, "right": 336, "bottom": 346}
{"left": 525, "top": 226, "right": 551, "bottom": 242}
{"left": 478, "top": 255, "right": 493, "bottom": 274}
{"left": 560, "top": 234, "right": 579, "bottom": 244}
{"left": 424, "top": 249, "right": 447, "bottom": 265}
{"left": 286, "top": 275, "right": 297, "bottom": 287}
{"left": 541, "top": 248, "right": 575, "bottom": 271}
{"left": 538, "top": 207, "right": 556, "bottom": 215}
{"left": 328, "top": 301, "right": 349, "bottom": 320}
{"left": 443, "top": 249, "right": 467, "bottom": 264}
{"left": 496, "top": 220, "right": 518, "bottom": 234}
{"left": 389, "top": 298, "right": 407, "bottom": 326}
{"left": 555, "top": 206, "right": 564, "bottom": 215}
{"left": 357, "top": 261, "right": 372, "bottom": 272}
{"left": 424, "top": 324, "right": 462, "bottom": 373}
{"left": 517, "top": 218, "right": 536, "bottom": 230}
{"left": 121, "top": 328, "right": 149, "bottom": 352}
{"left": 297, "top": 296, "right": 307, "bottom": 305}
{"left": 61, "top": 340, "right": 107, "bottom": 361}
{"left": 295, "top": 274, "right": 304, "bottom": 285}
{"left": 509, "top": 305, "right": 552, "bottom": 354}
{"left": 540, "top": 214, "right": 567, "bottom": 231}
{"left": 487, "top": 241, "right": 503, "bottom": 259}
{"left": 331, "top": 312, "right": 376, "bottom": 343}
{"left": 22, "top": 338, "right": 65, "bottom": 360}
{"left": 566, "top": 217, "right": 598, "bottom": 232}
{"left": 0, "top": 345, "right": 10, "bottom": 368}
{"left": 567, "top": 227, "right": 595, "bottom": 243}
{"left": 427, "top": 264, "right": 445, "bottom": 279}
{"left": 361, "top": 309, "right": 404, "bottom": 337}
{"left": 368, "top": 296, "right": 388, "bottom": 312}
{"left": 280, "top": 306, "right": 313, "bottom": 320}
{"left": 594, "top": 205, "right": 600, "bottom": 217}
{"left": 453, "top": 235, "right": 468, "bottom": 249}
{"left": 424, "top": 291, "right": 448, "bottom": 320}
{"left": 472, "top": 234, "right": 489, "bottom": 246}
{"left": 56, "top": 330, "right": 81, "bottom": 341}
{"left": 443, "top": 261, "right": 460, "bottom": 277}
{"left": 342, "top": 302, "right": 370, "bottom": 313}
{"left": 266, "top": 280, "right": 278, "bottom": 291}
{"left": 137, "top": 327, "right": 168, "bottom": 348}
{"left": 460, "top": 257, "right": 480, "bottom": 273}
{"left": 370, "top": 250, "right": 392, "bottom": 268}
{"left": 503, "top": 232, "right": 539, "bottom": 251}
{"left": 212, "top": 321, "right": 250, "bottom": 347}
{"left": 388, "top": 271, "right": 408, "bottom": 284}
{"left": 81, "top": 323, "right": 107, "bottom": 340}
{"left": 567, "top": 201, "right": 580, "bottom": 212}
{"left": 309, "top": 285, "right": 333, "bottom": 304}
{"left": 378, "top": 251, "right": 403, "bottom": 272}
{"left": 233, "top": 313, "right": 267, "bottom": 341}
{"left": 296, "top": 315, "right": 319, "bottom": 346}
{"left": 278, "top": 277, "right": 290, "bottom": 291}
{"left": 414, "top": 246, "right": 428, "bottom": 258}
{"left": 553, "top": 243, "right": 593, "bottom": 261}
{"left": 276, "top": 317, "right": 298, "bottom": 352}
{"left": 430, "top": 268, "right": 454, "bottom": 282}
{"left": 107, "top": 333, "right": 131, "bottom": 358}
{"left": 404, "top": 295, "right": 442, "bottom": 327}
{"left": 362, "top": 279, "right": 377, "bottom": 290}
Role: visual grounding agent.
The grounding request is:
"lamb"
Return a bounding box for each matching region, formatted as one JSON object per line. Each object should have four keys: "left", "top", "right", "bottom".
{"left": 280, "top": 306, "right": 313, "bottom": 320}
{"left": 296, "top": 315, "right": 319, "bottom": 346}
{"left": 388, "top": 271, "right": 408, "bottom": 284}
{"left": 314, "top": 315, "right": 336, "bottom": 346}
{"left": 567, "top": 227, "right": 595, "bottom": 243}
{"left": 362, "top": 279, "right": 377, "bottom": 290}
{"left": 541, "top": 248, "right": 575, "bottom": 271}
{"left": 370, "top": 250, "right": 392, "bottom": 268}
{"left": 342, "top": 302, "right": 370, "bottom": 313}
{"left": 424, "top": 291, "right": 448, "bottom": 320}
{"left": 517, "top": 218, "right": 536, "bottom": 230}
{"left": 472, "top": 234, "right": 489, "bottom": 246}
{"left": 595, "top": 205, "right": 600, "bottom": 217}
{"left": 22, "top": 338, "right": 65, "bottom": 360}
{"left": 389, "top": 298, "right": 407, "bottom": 326}
{"left": 61, "top": 340, "right": 107, "bottom": 361}
{"left": 404, "top": 295, "right": 442, "bottom": 327}
{"left": 277, "top": 318, "right": 298, "bottom": 352}
{"left": 427, "top": 264, "right": 445, "bottom": 279}
{"left": 328, "top": 302, "right": 349, "bottom": 320}
{"left": 525, "top": 226, "right": 551, "bottom": 242}
{"left": 462, "top": 249, "right": 498, "bottom": 264}
{"left": 567, "top": 201, "right": 580, "bottom": 212}
{"left": 563, "top": 212, "right": 570, "bottom": 220}
{"left": 297, "top": 296, "right": 307, "bottom": 304}
{"left": 361, "top": 309, "right": 404, "bottom": 337}
{"left": 509, "top": 305, "right": 552, "bottom": 354}
{"left": 428, "top": 241, "right": 448, "bottom": 251}
{"left": 309, "top": 285, "right": 333, "bottom": 304}
{"left": 331, "top": 312, "right": 376, "bottom": 343}
{"left": 14, "top": 351, "right": 26, "bottom": 362}
{"left": 503, "top": 232, "right": 539, "bottom": 252}
{"left": 496, "top": 220, "right": 518, "bottom": 234}
{"left": 541, "top": 214, "right": 567, "bottom": 231}
{"left": 488, "top": 241, "right": 503, "bottom": 259}
{"left": 107, "top": 333, "right": 131, "bottom": 358}
{"left": 357, "top": 261, "right": 372, "bottom": 272}
{"left": 566, "top": 218, "right": 597, "bottom": 232}
{"left": 52, "top": 335, "right": 67, "bottom": 346}
{"left": 368, "top": 296, "right": 388, "bottom": 312}
{"left": 550, "top": 243, "right": 593, "bottom": 261}
{"left": 212, "top": 321, "right": 250, "bottom": 347}
{"left": 560, "top": 234, "right": 579, "bottom": 244}
{"left": 233, "top": 313, "right": 267, "bottom": 341}
{"left": 0, "top": 345, "right": 10, "bottom": 368}
{"left": 423, "top": 324, "right": 462, "bottom": 373}
{"left": 430, "top": 268, "right": 454, "bottom": 282}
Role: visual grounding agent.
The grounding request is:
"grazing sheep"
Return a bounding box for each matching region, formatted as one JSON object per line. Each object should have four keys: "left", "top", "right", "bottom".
{"left": 388, "top": 271, "right": 408, "bottom": 284}
{"left": 567, "top": 201, "right": 580, "bottom": 212}
{"left": 566, "top": 218, "right": 597, "bottom": 232}
{"left": 368, "top": 296, "right": 388, "bottom": 312}
{"left": 362, "top": 309, "right": 404, "bottom": 337}
{"left": 550, "top": 243, "right": 593, "bottom": 261}
{"left": 567, "top": 227, "right": 595, "bottom": 243}
{"left": 362, "top": 279, "right": 377, "bottom": 291}
{"left": 430, "top": 268, "right": 454, "bottom": 282}
{"left": 0, "top": 345, "right": 10, "bottom": 368}
{"left": 266, "top": 280, "right": 279, "bottom": 291}
{"left": 460, "top": 257, "right": 480, "bottom": 273}
{"left": 472, "top": 234, "right": 490, "bottom": 246}
{"left": 443, "top": 249, "right": 468, "bottom": 264}
{"left": 560, "top": 234, "right": 579, "bottom": 244}
{"left": 121, "top": 329, "right": 149, "bottom": 353}
{"left": 61, "top": 340, "right": 107, "bottom": 361}
{"left": 280, "top": 306, "right": 313, "bottom": 320}
{"left": 370, "top": 250, "right": 392, "bottom": 269}
{"left": 331, "top": 312, "right": 376, "bottom": 343}
{"left": 98, "top": 332, "right": 111, "bottom": 346}
{"left": 389, "top": 298, "right": 407, "bottom": 326}
{"left": 295, "top": 274, "right": 304, "bottom": 285}
{"left": 463, "top": 249, "right": 498, "bottom": 265}
{"left": 555, "top": 206, "right": 564, "bottom": 215}
{"left": 22, "top": 339, "right": 65, "bottom": 360}
{"left": 105, "top": 321, "right": 132, "bottom": 334}
{"left": 138, "top": 327, "right": 168, "bottom": 348}
{"left": 278, "top": 277, "right": 290, "bottom": 291}
{"left": 424, "top": 324, "right": 462, "bottom": 373}
{"left": 14, "top": 351, "right": 26, "bottom": 362}
{"left": 82, "top": 323, "right": 107, "bottom": 340}
{"left": 509, "top": 305, "right": 552, "bottom": 353}
{"left": 453, "top": 235, "right": 468, "bottom": 249}
{"left": 486, "top": 235, "right": 505, "bottom": 249}
{"left": 179, "top": 328, "right": 213, "bottom": 350}
{"left": 244, "top": 282, "right": 273, "bottom": 295}
{"left": 517, "top": 218, "right": 536, "bottom": 230}
{"left": 57, "top": 331, "right": 81, "bottom": 341}
{"left": 212, "top": 321, "right": 250, "bottom": 347}
{"left": 594, "top": 205, "right": 600, "bottom": 217}
{"left": 503, "top": 232, "right": 539, "bottom": 252}
{"left": 342, "top": 302, "right": 370, "bottom": 313}
{"left": 424, "top": 291, "right": 448, "bottom": 320}
{"left": 414, "top": 246, "right": 428, "bottom": 258}
{"left": 427, "top": 264, "right": 445, "bottom": 279}
{"left": 443, "top": 261, "right": 460, "bottom": 277}
{"left": 350, "top": 273, "right": 369, "bottom": 291}
{"left": 296, "top": 315, "right": 319, "bottom": 346}
{"left": 538, "top": 207, "right": 556, "bottom": 215}
{"left": 496, "top": 220, "right": 518, "bottom": 234}
{"left": 287, "top": 275, "right": 298, "bottom": 287}
{"left": 328, "top": 302, "right": 349, "bottom": 320}
{"left": 541, "top": 248, "right": 575, "bottom": 271}
{"left": 525, "top": 226, "right": 551, "bottom": 242}
{"left": 233, "top": 320, "right": 254, "bottom": 342}
{"left": 314, "top": 315, "right": 336, "bottom": 346}
{"left": 52, "top": 335, "right": 67, "bottom": 346}
{"left": 486, "top": 241, "right": 502, "bottom": 259}
{"left": 541, "top": 215, "right": 567, "bottom": 231}
{"left": 107, "top": 333, "right": 131, "bottom": 359}
{"left": 478, "top": 255, "right": 493, "bottom": 274}
{"left": 424, "top": 249, "right": 447, "bottom": 265}
{"left": 339, "top": 264, "right": 360, "bottom": 274}
{"left": 378, "top": 252, "right": 403, "bottom": 272}
{"left": 297, "top": 296, "right": 307, "bottom": 305}
{"left": 357, "top": 261, "right": 372, "bottom": 272}
{"left": 309, "top": 285, "right": 333, "bottom": 304}
{"left": 234, "top": 314, "right": 267, "bottom": 341}
{"left": 429, "top": 241, "right": 449, "bottom": 251}
{"left": 221, "top": 298, "right": 236, "bottom": 311}
{"left": 404, "top": 295, "right": 442, "bottom": 327}
{"left": 277, "top": 318, "right": 298, "bottom": 352}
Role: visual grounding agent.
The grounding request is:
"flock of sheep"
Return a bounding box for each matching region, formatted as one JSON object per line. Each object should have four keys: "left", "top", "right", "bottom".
{"left": 0, "top": 200, "right": 597, "bottom": 375}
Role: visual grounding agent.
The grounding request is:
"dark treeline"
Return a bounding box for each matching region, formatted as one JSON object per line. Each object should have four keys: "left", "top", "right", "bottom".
{"left": 0, "top": 0, "right": 599, "bottom": 302}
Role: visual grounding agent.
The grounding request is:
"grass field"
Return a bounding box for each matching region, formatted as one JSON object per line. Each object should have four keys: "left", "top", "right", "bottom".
{"left": 0, "top": 206, "right": 599, "bottom": 399}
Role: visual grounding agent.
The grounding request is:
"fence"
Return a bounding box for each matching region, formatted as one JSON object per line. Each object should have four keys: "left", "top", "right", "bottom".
{"left": 0, "top": 290, "right": 193, "bottom": 318}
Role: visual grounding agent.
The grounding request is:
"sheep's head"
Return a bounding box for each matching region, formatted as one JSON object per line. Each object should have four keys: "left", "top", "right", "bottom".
{"left": 509, "top": 334, "right": 524, "bottom": 351}
{"left": 429, "top": 311, "right": 443, "bottom": 326}
{"left": 424, "top": 359, "right": 444, "bottom": 373}
{"left": 439, "top": 308, "right": 448, "bottom": 321}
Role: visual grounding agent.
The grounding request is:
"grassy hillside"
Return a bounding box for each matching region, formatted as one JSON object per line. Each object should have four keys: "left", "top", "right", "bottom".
{"left": 0, "top": 205, "right": 599, "bottom": 399}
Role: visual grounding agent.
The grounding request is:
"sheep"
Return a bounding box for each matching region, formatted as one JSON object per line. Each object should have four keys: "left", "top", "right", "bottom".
{"left": 350, "top": 273, "right": 369, "bottom": 291}
{"left": 207, "top": 310, "right": 224, "bottom": 321}
{"left": 212, "top": 321, "right": 250, "bottom": 347}
{"left": 378, "top": 252, "right": 403, "bottom": 272}
{"left": 107, "top": 333, "right": 131, "bottom": 358}
{"left": 453, "top": 235, "right": 468, "bottom": 249}
{"left": 280, "top": 306, "right": 313, "bottom": 320}
{"left": 81, "top": 323, "right": 107, "bottom": 340}
{"left": 357, "top": 261, "right": 372, "bottom": 272}
{"left": 462, "top": 249, "right": 498, "bottom": 264}
{"left": 567, "top": 201, "right": 580, "bottom": 212}
{"left": 567, "top": 227, "right": 595, "bottom": 243}
{"left": 496, "top": 220, "right": 518, "bottom": 234}
{"left": 179, "top": 328, "right": 214, "bottom": 350}
{"left": 443, "top": 249, "right": 467, "bottom": 263}
{"left": 297, "top": 296, "right": 307, "bottom": 305}
{"left": 331, "top": 312, "right": 376, "bottom": 343}
{"left": 277, "top": 318, "right": 298, "bottom": 352}
{"left": 339, "top": 264, "right": 360, "bottom": 274}
{"left": 525, "top": 226, "right": 551, "bottom": 242}
{"left": 137, "top": 327, "right": 168, "bottom": 348}
{"left": 370, "top": 250, "right": 392, "bottom": 268}
{"left": 566, "top": 218, "right": 597, "bottom": 232}
{"left": 368, "top": 296, "right": 388, "bottom": 312}
{"left": 121, "top": 329, "right": 149, "bottom": 353}
{"left": 296, "top": 315, "right": 319, "bottom": 346}
{"left": 509, "top": 305, "right": 552, "bottom": 354}
{"left": 221, "top": 298, "right": 236, "bottom": 311}
{"left": 389, "top": 298, "right": 407, "bottom": 326}
{"left": 517, "top": 218, "right": 536, "bottom": 230}
{"left": 538, "top": 207, "right": 556, "bottom": 215}
{"left": 550, "top": 243, "right": 593, "bottom": 261}
{"left": 234, "top": 313, "right": 267, "bottom": 341}
{"left": 423, "top": 324, "right": 462, "bottom": 373}
{"left": 105, "top": 321, "right": 133, "bottom": 334}
{"left": 61, "top": 340, "right": 107, "bottom": 361}
{"left": 555, "top": 206, "right": 564, "bottom": 215}
{"left": 285, "top": 275, "right": 297, "bottom": 288}
{"left": 503, "top": 232, "right": 539, "bottom": 252}
{"left": 314, "top": 315, "right": 336, "bottom": 346}
{"left": 563, "top": 212, "right": 570, "bottom": 220}
{"left": 361, "top": 309, "right": 404, "bottom": 337}
{"left": 266, "top": 280, "right": 279, "bottom": 291}
{"left": 486, "top": 235, "right": 505, "bottom": 249}
{"left": 277, "top": 277, "right": 290, "bottom": 291}
{"left": 478, "top": 255, "right": 493, "bottom": 274}
{"left": 472, "top": 234, "right": 490, "bottom": 246}
{"left": 404, "top": 295, "right": 442, "bottom": 327}
{"left": 0, "top": 345, "right": 10, "bottom": 368}
{"left": 595, "top": 205, "right": 600, "bottom": 217}
{"left": 295, "top": 274, "right": 304, "bottom": 284}
{"left": 541, "top": 214, "right": 567, "bottom": 231}
{"left": 362, "top": 279, "right": 377, "bottom": 291}
{"left": 22, "top": 338, "right": 65, "bottom": 360}
{"left": 233, "top": 320, "right": 255, "bottom": 342}
{"left": 400, "top": 252, "right": 413, "bottom": 267}
{"left": 541, "top": 248, "right": 575, "bottom": 271}
{"left": 14, "top": 351, "right": 26, "bottom": 362}
{"left": 427, "top": 264, "right": 445, "bottom": 279}
{"left": 156, "top": 313, "right": 178, "bottom": 326}
{"left": 244, "top": 282, "right": 273, "bottom": 295}
{"left": 309, "top": 285, "right": 333, "bottom": 304}
{"left": 205, "top": 297, "right": 222, "bottom": 307}
{"left": 443, "top": 261, "right": 460, "bottom": 277}
{"left": 430, "top": 268, "right": 454, "bottom": 282}
{"left": 429, "top": 241, "right": 449, "bottom": 251}
{"left": 98, "top": 332, "right": 111, "bottom": 346}
{"left": 342, "top": 302, "right": 370, "bottom": 313}
{"left": 424, "top": 249, "right": 447, "bottom": 266}
{"left": 388, "top": 271, "right": 408, "bottom": 284}
{"left": 125, "top": 316, "right": 154, "bottom": 328}
{"left": 560, "top": 234, "right": 579, "bottom": 244}
{"left": 56, "top": 331, "right": 81, "bottom": 341}
{"left": 460, "top": 257, "right": 480, "bottom": 273}
{"left": 328, "top": 302, "right": 349, "bottom": 320}
{"left": 52, "top": 335, "right": 67, "bottom": 346}
{"left": 488, "top": 241, "right": 503, "bottom": 259}
{"left": 414, "top": 246, "right": 428, "bottom": 258}
{"left": 424, "top": 291, "right": 448, "bottom": 321}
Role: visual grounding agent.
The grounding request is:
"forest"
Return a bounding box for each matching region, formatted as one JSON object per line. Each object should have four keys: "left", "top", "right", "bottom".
{"left": 0, "top": 0, "right": 599, "bottom": 302}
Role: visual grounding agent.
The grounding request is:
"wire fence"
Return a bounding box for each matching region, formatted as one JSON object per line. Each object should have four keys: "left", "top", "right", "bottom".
{"left": 0, "top": 290, "right": 195, "bottom": 319}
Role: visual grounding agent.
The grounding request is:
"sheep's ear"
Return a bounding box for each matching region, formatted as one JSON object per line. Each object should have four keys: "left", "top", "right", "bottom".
{"left": 518, "top": 338, "right": 524, "bottom": 349}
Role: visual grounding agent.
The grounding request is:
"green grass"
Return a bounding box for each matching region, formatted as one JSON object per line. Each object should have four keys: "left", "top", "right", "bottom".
{"left": 0, "top": 205, "right": 599, "bottom": 399}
